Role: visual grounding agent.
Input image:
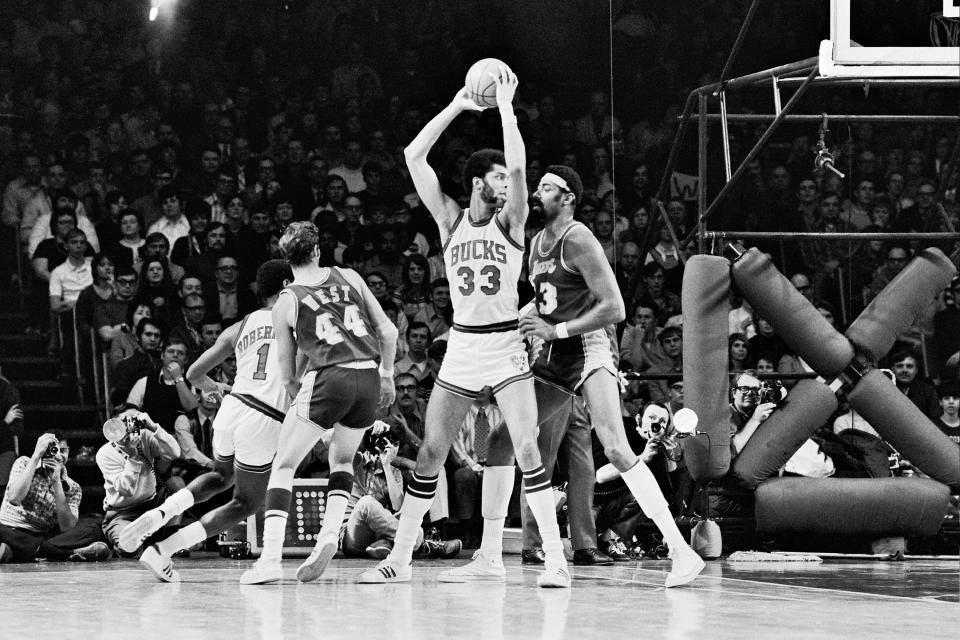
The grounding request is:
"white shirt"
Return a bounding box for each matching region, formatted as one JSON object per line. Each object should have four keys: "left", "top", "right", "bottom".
{"left": 148, "top": 215, "right": 191, "bottom": 257}
{"left": 96, "top": 430, "right": 180, "bottom": 511}
{"left": 48, "top": 257, "right": 93, "bottom": 304}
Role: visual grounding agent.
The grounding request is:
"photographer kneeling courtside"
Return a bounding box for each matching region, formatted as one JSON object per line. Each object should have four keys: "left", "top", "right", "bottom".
{"left": 97, "top": 412, "right": 182, "bottom": 556}
{"left": 0, "top": 433, "right": 109, "bottom": 563}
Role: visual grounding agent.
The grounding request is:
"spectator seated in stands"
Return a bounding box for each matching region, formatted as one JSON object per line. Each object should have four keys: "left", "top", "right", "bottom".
{"left": 935, "top": 379, "right": 960, "bottom": 445}
{"left": 168, "top": 293, "right": 208, "bottom": 361}
{"left": 0, "top": 433, "right": 109, "bottom": 563}
{"left": 111, "top": 317, "right": 163, "bottom": 407}
{"left": 413, "top": 278, "right": 452, "bottom": 341}
{"left": 87, "top": 264, "right": 140, "bottom": 348}
{"left": 121, "top": 336, "right": 198, "bottom": 435}
{"left": 891, "top": 348, "right": 940, "bottom": 422}
{"left": 0, "top": 367, "right": 23, "bottom": 498}
{"left": 395, "top": 321, "right": 433, "bottom": 381}
{"left": 207, "top": 254, "right": 256, "bottom": 325}
{"left": 341, "top": 420, "right": 460, "bottom": 561}
{"left": 96, "top": 412, "right": 182, "bottom": 556}
{"left": 48, "top": 228, "right": 94, "bottom": 381}
{"left": 643, "top": 325, "right": 682, "bottom": 404}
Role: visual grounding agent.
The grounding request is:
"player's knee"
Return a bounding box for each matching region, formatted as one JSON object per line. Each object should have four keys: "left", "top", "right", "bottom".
{"left": 229, "top": 494, "right": 257, "bottom": 517}
{"left": 355, "top": 494, "right": 378, "bottom": 514}
{"left": 603, "top": 443, "right": 632, "bottom": 470}
{"left": 512, "top": 438, "right": 541, "bottom": 468}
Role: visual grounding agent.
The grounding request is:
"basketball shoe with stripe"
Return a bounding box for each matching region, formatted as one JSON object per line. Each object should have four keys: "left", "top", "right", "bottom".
{"left": 356, "top": 559, "right": 412, "bottom": 583}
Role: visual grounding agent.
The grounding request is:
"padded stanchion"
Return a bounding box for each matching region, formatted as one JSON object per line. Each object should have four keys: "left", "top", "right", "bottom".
{"left": 847, "top": 369, "right": 960, "bottom": 492}
{"left": 846, "top": 248, "right": 957, "bottom": 361}
{"left": 755, "top": 477, "right": 950, "bottom": 537}
{"left": 681, "top": 255, "right": 732, "bottom": 481}
{"left": 731, "top": 380, "right": 838, "bottom": 490}
{"left": 731, "top": 248, "right": 853, "bottom": 377}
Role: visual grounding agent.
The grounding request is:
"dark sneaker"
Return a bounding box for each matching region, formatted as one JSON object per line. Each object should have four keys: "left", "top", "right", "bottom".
{"left": 69, "top": 541, "right": 112, "bottom": 562}
{"left": 0, "top": 542, "right": 12, "bottom": 563}
{"left": 603, "top": 539, "right": 632, "bottom": 562}
{"left": 416, "top": 538, "right": 462, "bottom": 559}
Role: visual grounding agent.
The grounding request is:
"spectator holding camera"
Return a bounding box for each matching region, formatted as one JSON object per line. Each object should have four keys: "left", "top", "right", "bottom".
{"left": 729, "top": 369, "right": 778, "bottom": 455}
{"left": 97, "top": 412, "right": 181, "bottom": 555}
{"left": 0, "top": 433, "right": 109, "bottom": 563}
{"left": 341, "top": 420, "right": 461, "bottom": 561}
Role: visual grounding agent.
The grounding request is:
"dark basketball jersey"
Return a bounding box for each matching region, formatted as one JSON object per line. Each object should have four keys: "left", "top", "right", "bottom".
{"left": 285, "top": 268, "right": 379, "bottom": 369}
{"left": 528, "top": 222, "right": 596, "bottom": 323}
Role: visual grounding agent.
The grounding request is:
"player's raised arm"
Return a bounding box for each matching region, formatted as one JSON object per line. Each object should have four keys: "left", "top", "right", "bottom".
{"left": 186, "top": 320, "right": 242, "bottom": 393}
{"left": 404, "top": 88, "right": 483, "bottom": 237}
{"left": 493, "top": 65, "right": 528, "bottom": 234}
{"left": 271, "top": 290, "right": 301, "bottom": 400}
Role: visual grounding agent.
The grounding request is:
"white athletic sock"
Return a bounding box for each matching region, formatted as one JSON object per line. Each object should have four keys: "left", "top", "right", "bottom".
{"left": 479, "top": 466, "right": 513, "bottom": 557}
{"left": 620, "top": 459, "right": 685, "bottom": 549}
{"left": 522, "top": 465, "right": 564, "bottom": 562}
{"left": 156, "top": 521, "right": 206, "bottom": 558}
{"left": 260, "top": 514, "right": 288, "bottom": 563}
{"left": 159, "top": 488, "right": 195, "bottom": 525}
{"left": 318, "top": 494, "right": 348, "bottom": 542}
{"left": 388, "top": 473, "right": 439, "bottom": 565}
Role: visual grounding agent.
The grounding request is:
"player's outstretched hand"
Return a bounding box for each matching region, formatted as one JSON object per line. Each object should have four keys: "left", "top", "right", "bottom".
{"left": 452, "top": 87, "right": 484, "bottom": 113}
{"left": 492, "top": 64, "right": 518, "bottom": 109}
{"left": 378, "top": 375, "right": 396, "bottom": 410}
{"left": 519, "top": 314, "right": 557, "bottom": 342}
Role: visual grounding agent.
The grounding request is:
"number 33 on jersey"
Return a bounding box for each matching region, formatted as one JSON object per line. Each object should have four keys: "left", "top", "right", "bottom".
{"left": 285, "top": 268, "right": 380, "bottom": 368}
{"left": 443, "top": 210, "right": 525, "bottom": 327}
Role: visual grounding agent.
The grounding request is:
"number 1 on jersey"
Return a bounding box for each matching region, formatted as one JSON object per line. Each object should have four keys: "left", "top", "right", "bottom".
{"left": 253, "top": 343, "right": 270, "bottom": 380}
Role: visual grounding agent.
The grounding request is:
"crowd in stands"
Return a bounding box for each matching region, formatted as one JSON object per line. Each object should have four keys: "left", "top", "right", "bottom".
{"left": 0, "top": 0, "right": 958, "bottom": 561}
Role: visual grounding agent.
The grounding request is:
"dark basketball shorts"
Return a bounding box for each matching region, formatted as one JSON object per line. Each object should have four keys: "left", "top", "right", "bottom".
{"left": 295, "top": 365, "right": 380, "bottom": 430}
{"left": 532, "top": 328, "right": 617, "bottom": 394}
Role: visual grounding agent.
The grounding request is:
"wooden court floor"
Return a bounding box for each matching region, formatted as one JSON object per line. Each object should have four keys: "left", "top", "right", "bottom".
{"left": 1, "top": 554, "right": 957, "bottom": 639}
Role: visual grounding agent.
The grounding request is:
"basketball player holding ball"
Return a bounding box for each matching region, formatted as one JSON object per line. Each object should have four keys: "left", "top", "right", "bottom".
{"left": 358, "top": 63, "right": 571, "bottom": 588}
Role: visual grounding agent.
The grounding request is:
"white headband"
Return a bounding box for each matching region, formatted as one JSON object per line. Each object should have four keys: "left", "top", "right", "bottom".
{"left": 539, "top": 172, "right": 569, "bottom": 191}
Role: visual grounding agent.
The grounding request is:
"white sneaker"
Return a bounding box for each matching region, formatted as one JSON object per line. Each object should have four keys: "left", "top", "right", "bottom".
{"left": 537, "top": 559, "right": 571, "bottom": 588}
{"left": 119, "top": 510, "right": 164, "bottom": 553}
{"left": 240, "top": 559, "right": 283, "bottom": 585}
{"left": 140, "top": 545, "right": 180, "bottom": 583}
{"left": 437, "top": 550, "right": 505, "bottom": 583}
{"left": 296, "top": 532, "right": 339, "bottom": 583}
{"left": 356, "top": 559, "right": 412, "bottom": 583}
{"left": 665, "top": 545, "right": 705, "bottom": 588}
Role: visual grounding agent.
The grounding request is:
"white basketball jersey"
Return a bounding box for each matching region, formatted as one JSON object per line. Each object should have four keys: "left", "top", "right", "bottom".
{"left": 229, "top": 308, "right": 290, "bottom": 412}
{"left": 443, "top": 211, "right": 525, "bottom": 328}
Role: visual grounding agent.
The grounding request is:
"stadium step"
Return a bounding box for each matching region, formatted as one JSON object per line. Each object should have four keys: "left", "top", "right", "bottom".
{"left": 0, "top": 312, "right": 32, "bottom": 335}
{"left": 15, "top": 380, "right": 80, "bottom": 405}
{"left": 0, "top": 333, "right": 47, "bottom": 359}
{"left": 0, "top": 355, "right": 62, "bottom": 380}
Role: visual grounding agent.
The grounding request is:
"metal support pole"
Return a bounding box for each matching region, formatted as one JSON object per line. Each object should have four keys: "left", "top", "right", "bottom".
{"left": 71, "top": 310, "right": 84, "bottom": 405}
{"left": 719, "top": 91, "right": 732, "bottom": 181}
{"left": 772, "top": 75, "right": 782, "bottom": 115}
{"left": 697, "top": 94, "right": 709, "bottom": 253}
{"left": 703, "top": 231, "right": 960, "bottom": 241}
{"left": 705, "top": 113, "right": 960, "bottom": 123}
{"left": 717, "top": 0, "right": 765, "bottom": 91}
{"left": 687, "top": 66, "right": 821, "bottom": 244}
{"left": 89, "top": 327, "right": 102, "bottom": 418}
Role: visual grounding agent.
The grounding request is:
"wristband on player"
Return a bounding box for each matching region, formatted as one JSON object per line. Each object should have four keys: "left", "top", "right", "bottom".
{"left": 554, "top": 322, "right": 569, "bottom": 340}
{"left": 378, "top": 365, "right": 394, "bottom": 378}
{"left": 500, "top": 112, "right": 518, "bottom": 125}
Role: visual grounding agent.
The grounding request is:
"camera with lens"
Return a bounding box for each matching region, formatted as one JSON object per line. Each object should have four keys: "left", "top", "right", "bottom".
{"left": 123, "top": 414, "right": 147, "bottom": 435}
{"left": 759, "top": 379, "right": 785, "bottom": 406}
{"left": 371, "top": 431, "right": 399, "bottom": 455}
{"left": 42, "top": 441, "right": 60, "bottom": 458}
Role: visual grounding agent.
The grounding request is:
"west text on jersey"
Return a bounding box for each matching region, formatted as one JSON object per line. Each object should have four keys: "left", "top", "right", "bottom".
{"left": 300, "top": 284, "right": 353, "bottom": 309}
{"left": 447, "top": 239, "right": 507, "bottom": 268}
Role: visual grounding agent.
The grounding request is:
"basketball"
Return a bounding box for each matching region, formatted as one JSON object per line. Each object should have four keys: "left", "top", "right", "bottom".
{"left": 465, "top": 58, "right": 509, "bottom": 108}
